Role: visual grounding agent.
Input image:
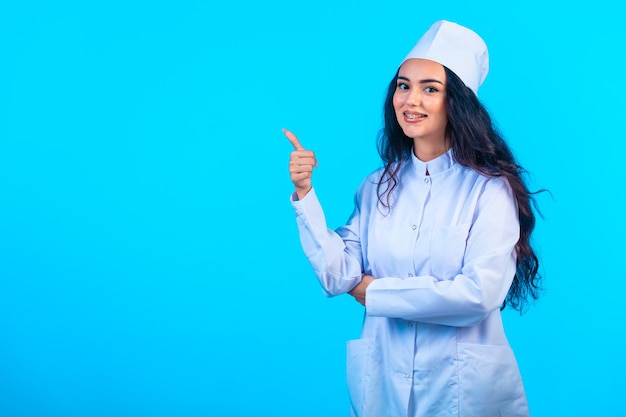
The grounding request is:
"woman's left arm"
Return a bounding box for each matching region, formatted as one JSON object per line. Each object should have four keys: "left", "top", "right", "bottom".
{"left": 362, "top": 177, "right": 520, "bottom": 327}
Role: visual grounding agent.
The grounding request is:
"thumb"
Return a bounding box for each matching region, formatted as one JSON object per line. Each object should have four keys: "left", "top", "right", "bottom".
{"left": 283, "top": 128, "right": 305, "bottom": 151}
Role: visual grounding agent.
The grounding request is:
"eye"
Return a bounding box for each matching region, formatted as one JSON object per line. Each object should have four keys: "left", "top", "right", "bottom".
{"left": 424, "top": 86, "right": 439, "bottom": 93}
{"left": 396, "top": 82, "right": 409, "bottom": 90}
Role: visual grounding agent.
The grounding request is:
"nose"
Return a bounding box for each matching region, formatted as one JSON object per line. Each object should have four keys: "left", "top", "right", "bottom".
{"left": 406, "top": 87, "right": 421, "bottom": 106}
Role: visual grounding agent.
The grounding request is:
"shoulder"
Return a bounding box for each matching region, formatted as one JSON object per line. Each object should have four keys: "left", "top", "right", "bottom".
{"left": 357, "top": 160, "right": 410, "bottom": 193}
{"left": 454, "top": 163, "right": 511, "bottom": 188}
{"left": 443, "top": 164, "right": 516, "bottom": 212}
{"left": 354, "top": 168, "right": 382, "bottom": 202}
{"left": 461, "top": 166, "right": 515, "bottom": 205}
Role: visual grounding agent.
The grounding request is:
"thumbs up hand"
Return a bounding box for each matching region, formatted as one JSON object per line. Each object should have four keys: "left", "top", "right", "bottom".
{"left": 284, "top": 128, "right": 318, "bottom": 200}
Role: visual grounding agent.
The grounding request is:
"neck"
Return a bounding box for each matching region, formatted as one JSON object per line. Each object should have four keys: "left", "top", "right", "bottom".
{"left": 413, "top": 137, "right": 449, "bottom": 162}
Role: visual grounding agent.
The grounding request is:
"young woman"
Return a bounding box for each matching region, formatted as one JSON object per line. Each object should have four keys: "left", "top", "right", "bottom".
{"left": 285, "top": 20, "right": 541, "bottom": 417}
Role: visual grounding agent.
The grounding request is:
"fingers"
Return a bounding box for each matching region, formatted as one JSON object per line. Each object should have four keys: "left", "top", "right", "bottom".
{"left": 348, "top": 275, "right": 374, "bottom": 307}
{"left": 289, "top": 153, "right": 317, "bottom": 168}
{"left": 284, "top": 128, "right": 318, "bottom": 195}
{"left": 289, "top": 155, "right": 315, "bottom": 187}
{"left": 349, "top": 292, "right": 366, "bottom": 306}
{"left": 283, "top": 128, "right": 304, "bottom": 151}
{"left": 284, "top": 128, "right": 318, "bottom": 168}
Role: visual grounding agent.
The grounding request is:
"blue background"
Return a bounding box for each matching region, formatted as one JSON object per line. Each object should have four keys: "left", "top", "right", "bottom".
{"left": 1, "top": 1, "right": 623, "bottom": 416}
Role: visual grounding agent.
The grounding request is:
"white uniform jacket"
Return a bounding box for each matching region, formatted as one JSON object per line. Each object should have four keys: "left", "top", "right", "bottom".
{"left": 291, "top": 150, "right": 530, "bottom": 417}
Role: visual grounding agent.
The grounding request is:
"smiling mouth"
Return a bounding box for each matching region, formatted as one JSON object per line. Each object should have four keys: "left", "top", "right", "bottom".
{"left": 404, "top": 113, "right": 426, "bottom": 120}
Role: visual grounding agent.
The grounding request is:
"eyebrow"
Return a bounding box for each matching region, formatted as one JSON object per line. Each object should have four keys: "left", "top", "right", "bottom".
{"left": 397, "top": 76, "right": 444, "bottom": 85}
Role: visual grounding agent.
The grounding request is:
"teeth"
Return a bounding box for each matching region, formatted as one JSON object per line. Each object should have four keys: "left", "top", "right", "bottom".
{"left": 405, "top": 113, "right": 424, "bottom": 119}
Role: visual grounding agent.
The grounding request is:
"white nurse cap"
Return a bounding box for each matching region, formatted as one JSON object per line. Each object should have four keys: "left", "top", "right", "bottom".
{"left": 402, "top": 20, "right": 489, "bottom": 95}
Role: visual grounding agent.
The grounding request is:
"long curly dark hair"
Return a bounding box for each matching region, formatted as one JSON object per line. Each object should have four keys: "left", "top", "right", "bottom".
{"left": 376, "top": 66, "right": 543, "bottom": 312}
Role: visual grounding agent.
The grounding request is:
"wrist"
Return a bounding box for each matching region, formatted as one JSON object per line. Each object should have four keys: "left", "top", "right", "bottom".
{"left": 296, "top": 186, "right": 312, "bottom": 200}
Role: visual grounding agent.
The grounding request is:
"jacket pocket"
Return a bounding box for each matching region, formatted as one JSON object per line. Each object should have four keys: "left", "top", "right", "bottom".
{"left": 346, "top": 338, "right": 383, "bottom": 417}
{"left": 457, "top": 342, "right": 529, "bottom": 417}
{"left": 430, "top": 224, "right": 470, "bottom": 280}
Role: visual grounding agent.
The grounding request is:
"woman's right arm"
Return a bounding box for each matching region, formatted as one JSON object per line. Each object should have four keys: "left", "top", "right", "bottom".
{"left": 284, "top": 129, "right": 364, "bottom": 296}
{"left": 292, "top": 189, "right": 364, "bottom": 297}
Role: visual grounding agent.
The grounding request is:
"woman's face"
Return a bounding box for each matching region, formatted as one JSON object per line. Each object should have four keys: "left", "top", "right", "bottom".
{"left": 393, "top": 58, "right": 448, "bottom": 145}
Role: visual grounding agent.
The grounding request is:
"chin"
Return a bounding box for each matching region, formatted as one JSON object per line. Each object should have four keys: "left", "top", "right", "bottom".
{"left": 401, "top": 128, "right": 420, "bottom": 139}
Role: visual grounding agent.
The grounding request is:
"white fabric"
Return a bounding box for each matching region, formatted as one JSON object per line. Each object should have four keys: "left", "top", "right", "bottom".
{"left": 402, "top": 20, "right": 489, "bottom": 95}
{"left": 291, "top": 150, "right": 529, "bottom": 417}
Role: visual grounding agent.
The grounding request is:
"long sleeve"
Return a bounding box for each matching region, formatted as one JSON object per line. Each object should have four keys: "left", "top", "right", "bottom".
{"left": 291, "top": 187, "right": 364, "bottom": 296}
{"left": 365, "top": 175, "right": 519, "bottom": 327}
